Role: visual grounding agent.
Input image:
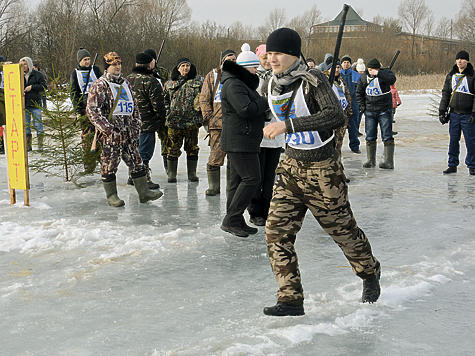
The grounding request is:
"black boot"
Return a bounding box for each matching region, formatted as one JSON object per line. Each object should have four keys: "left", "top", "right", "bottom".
{"left": 163, "top": 156, "right": 168, "bottom": 174}
{"left": 187, "top": 155, "right": 199, "bottom": 182}
{"left": 263, "top": 301, "right": 305, "bottom": 316}
{"left": 362, "top": 269, "right": 381, "bottom": 303}
{"left": 167, "top": 157, "right": 178, "bottom": 183}
{"left": 443, "top": 166, "right": 457, "bottom": 174}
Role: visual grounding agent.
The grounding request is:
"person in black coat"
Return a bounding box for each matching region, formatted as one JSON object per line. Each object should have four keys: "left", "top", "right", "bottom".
{"left": 20, "top": 56, "right": 47, "bottom": 151}
{"left": 439, "top": 50, "right": 475, "bottom": 175}
{"left": 220, "top": 44, "right": 269, "bottom": 237}
{"left": 70, "top": 48, "right": 103, "bottom": 172}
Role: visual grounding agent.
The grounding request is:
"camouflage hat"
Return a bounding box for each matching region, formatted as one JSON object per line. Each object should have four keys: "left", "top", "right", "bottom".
{"left": 103, "top": 52, "right": 122, "bottom": 69}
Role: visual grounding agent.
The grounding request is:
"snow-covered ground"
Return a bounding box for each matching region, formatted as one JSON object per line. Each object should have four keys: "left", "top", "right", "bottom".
{"left": 1, "top": 93, "right": 474, "bottom": 355}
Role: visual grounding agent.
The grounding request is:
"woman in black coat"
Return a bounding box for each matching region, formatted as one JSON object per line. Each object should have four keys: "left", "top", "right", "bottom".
{"left": 220, "top": 44, "right": 269, "bottom": 237}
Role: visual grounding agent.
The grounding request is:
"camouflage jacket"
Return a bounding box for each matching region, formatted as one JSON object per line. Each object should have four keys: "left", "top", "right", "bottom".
{"left": 126, "top": 66, "right": 166, "bottom": 132}
{"left": 86, "top": 71, "right": 141, "bottom": 146}
{"left": 164, "top": 64, "right": 204, "bottom": 129}
{"left": 199, "top": 67, "right": 223, "bottom": 130}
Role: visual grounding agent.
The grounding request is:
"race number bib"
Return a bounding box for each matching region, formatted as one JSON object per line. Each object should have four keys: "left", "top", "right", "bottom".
{"left": 365, "top": 77, "right": 385, "bottom": 96}
{"left": 332, "top": 83, "right": 348, "bottom": 109}
{"left": 452, "top": 74, "right": 470, "bottom": 94}
{"left": 106, "top": 81, "right": 134, "bottom": 116}
{"left": 76, "top": 69, "right": 98, "bottom": 94}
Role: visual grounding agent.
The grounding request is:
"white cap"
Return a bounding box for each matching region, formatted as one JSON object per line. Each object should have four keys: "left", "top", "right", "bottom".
{"left": 236, "top": 43, "right": 260, "bottom": 68}
{"left": 356, "top": 58, "right": 366, "bottom": 72}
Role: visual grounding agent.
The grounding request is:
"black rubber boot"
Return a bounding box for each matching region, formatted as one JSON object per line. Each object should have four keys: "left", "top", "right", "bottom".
{"left": 205, "top": 165, "right": 220, "bottom": 196}
{"left": 187, "top": 156, "right": 199, "bottom": 182}
{"left": 362, "top": 268, "right": 381, "bottom": 303}
{"left": 363, "top": 140, "right": 376, "bottom": 168}
{"left": 379, "top": 141, "right": 395, "bottom": 169}
{"left": 167, "top": 158, "right": 178, "bottom": 183}
{"left": 263, "top": 302, "right": 305, "bottom": 316}
{"left": 102, "top": 174, "right": 125, "bottom": 207}
{"left": 132, "top": 170, "right": 163, "bottom": 203}
{"left": 163, "top": 156, "right": 168, "bottom": 174}
{"left": 145, "top": 163, "right": 160, "bottom": 189}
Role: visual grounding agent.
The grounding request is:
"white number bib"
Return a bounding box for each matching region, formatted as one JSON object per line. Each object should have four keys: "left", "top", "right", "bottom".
{"left": 332, "top": 83, "right": 348, "bottom": 109}
{"left": 365, "top": 77, "right": 388, "bottom": 97}
{"left": 0, "top": 72, "right": 3, "bottom": 89}
{"left": 452, "top": 74, "right": 470, "bottom": 94}
{"left": 268, "top": 78, "right": 334, "bottom": 150}
{"left": 106, "top": 80, "right": 134, "bottom": 116}
{"left": 213, "top": 69, "right": 222, "bottom": 103}
{"left": 76, "top": 69, "right": 98, "bottom": 94}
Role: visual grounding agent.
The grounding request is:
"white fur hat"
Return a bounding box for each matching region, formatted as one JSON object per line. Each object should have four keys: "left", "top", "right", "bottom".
{"left": 356, "top": 58, "right": 366, "bottom": 72}
{"left": 236, "top": 43, "right": 260, "bottom": 68}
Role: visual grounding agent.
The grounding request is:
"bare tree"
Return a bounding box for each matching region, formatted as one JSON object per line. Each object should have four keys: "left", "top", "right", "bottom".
{"left": 454, "top": 0, "right": 475, "bottom": 42}
{"left": 265, "top": 8, "right": 287, "bottom": 33}
{"left": 289, "top": 4, "right": 322, "bottom": 54}
{"left": 434, "top": 17, "right": 453, "bottom": 39}
{"left": 398, "top": 0, "right": 432, "bottom": 58}
{"left": 0, "top": 0, "right": 25, "bottom": 57}
{"left": 424, "top": 13, "right": 436, "bottom": 36}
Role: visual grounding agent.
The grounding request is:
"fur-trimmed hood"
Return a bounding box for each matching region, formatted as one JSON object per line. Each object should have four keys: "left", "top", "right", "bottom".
{"left": 449, "top": 62, "right": 474, "bottom": 76}
{"left": 130, "top": 66, "right": 154, "bottom": 75}
{"left": 170, "top": 63, "right": 198, "bottom": 81}
{"left": 221, "top": 60, "right": 259, "bottom": 90}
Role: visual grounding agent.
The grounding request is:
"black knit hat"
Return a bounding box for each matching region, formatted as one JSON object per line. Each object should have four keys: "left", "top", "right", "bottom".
{"left": 367, "top": 58, "right": 381, "bottom": 69}
{"left": 220, "top": 49, "right": 236, "bottom": 64}
{"left": 136, "top": 52, "right": 153, "bottom": 64}
{"left": 306, "top": 58, "right": 315, "bottom": 64}
{"left": 176, "top": 57, "right": 191, "bottom": 68}
{"left": 77, "top": 47, "right": 91, "bottom": 63}
{"left": 144, "top": 49, "right": 157, "bottom": 60}
{"left": 266, "top": 28, "right": 301, "bottom": 58}
{"left": 341, "top": 54, "right": 352, "bottom": 63}
{"left": 456, "top": 50, "right": 469, "bottom": 61}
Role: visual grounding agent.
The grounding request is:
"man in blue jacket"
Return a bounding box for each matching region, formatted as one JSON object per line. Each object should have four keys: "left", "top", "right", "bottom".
{"left": 340, "top": 55, "right": 362, "bottom": 153}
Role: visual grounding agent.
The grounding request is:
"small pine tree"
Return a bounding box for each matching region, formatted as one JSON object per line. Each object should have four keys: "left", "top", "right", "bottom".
{"left": 29, "top": 70, "right": 98, "bottom": 184}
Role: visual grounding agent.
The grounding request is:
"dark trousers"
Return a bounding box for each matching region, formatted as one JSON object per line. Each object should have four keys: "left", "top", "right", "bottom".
{"left": 139, "top": 131, "right": 156, "bottom": 166}
{"left": 347, "top": 111, "right": 361, "bottom": 150}
{"left": 248, "top": 147, "right": 281, "bottom": 219}
{"left": 448, "top": 113, "right": 475, "bottom": 168}
{"left": 223, "top": 152, "right": 261, "bottom": 227}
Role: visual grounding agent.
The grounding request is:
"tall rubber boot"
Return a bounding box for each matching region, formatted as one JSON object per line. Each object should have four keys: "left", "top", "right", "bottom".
{"left": 379, "top": 141, "right": 395, "bottom": 169}
{"left": 145, "top": 163, "right": 160, "bottom": 189}
{"left": 363, "top": 140, "right": 377, "bottom": 168}
{"left": 131, "top": 170, "right": 163, "bottom": 203}
{"left": 26, "top": 134, "right": 33, "bottom": 152}
{"left": 102, "top": 175, "right": 125, "bottom": 207}
{"left": 206, "top": 165, "right": 221, "bottom": 196}
{"left": 163, "top": 156, "right": 168, "bottom": 174}
{"left": 187, "top": 156, "right": 199, "bottom": 182}
{"left": 37, "top": 133, "right": 44, "bottom": 151}
{"left": 167, "top": 157, "right": 178, "bottom": 183}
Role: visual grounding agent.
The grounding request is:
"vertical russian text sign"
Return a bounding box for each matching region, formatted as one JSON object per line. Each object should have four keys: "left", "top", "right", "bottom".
{"left": 4, "top": 63, "right": 29, "bottom": 205}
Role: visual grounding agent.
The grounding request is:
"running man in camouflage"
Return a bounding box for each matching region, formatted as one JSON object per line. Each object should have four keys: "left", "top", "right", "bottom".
{"left": 262, "top": 28, "right": 381, "bottom": 317}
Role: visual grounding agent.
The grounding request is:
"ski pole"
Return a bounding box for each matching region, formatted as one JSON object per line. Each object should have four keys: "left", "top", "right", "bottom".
{"left": 388, "top": 50, "right": 401, "bottom": 70}
{"left": 329, "top": 4, "right": 349, "bottom": 84}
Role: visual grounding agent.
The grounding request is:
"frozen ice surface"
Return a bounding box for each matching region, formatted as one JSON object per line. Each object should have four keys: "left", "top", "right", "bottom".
{"left": 1, "top": 93, "right": 474, "bottom": 355}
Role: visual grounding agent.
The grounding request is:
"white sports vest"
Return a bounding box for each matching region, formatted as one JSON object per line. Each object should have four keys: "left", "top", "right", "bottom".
{"left": 76, "top": 68, "right": 98, "bottom": 94}
{"left": 332, "top": 82, "right": 348, "bottom": 109}
{"left": 365, "top": 77, "right": 389, "bottom": 97}
{"left": 268, "top": 78, "right": 334, "bottom": 150}
{"left": 105, "top": 80, "right": 134, "bottom": 116}
{"left": 213, "top": 69, "right": 223, "bottom": 103}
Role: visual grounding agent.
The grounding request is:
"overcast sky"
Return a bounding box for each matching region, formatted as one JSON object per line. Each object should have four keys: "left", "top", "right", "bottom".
{"left": 185, "top": 0, "right": 463, "bottom": 27}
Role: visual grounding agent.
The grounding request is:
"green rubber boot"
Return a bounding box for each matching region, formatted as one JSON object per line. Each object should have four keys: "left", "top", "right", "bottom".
{"left": 102, "top": 179, "right": 125, "bottom": 207}
{"left": 379, "top": 141, "right": 395, "bottom": 169}
{"left": 363, "top": 141, "right": 377, "bottom": 168}
{"left": 167, "top": 158, "right": 178, "bottom": 183}
{"left": 187, "top": 156, "right": 199, "bottom": 182}
{"left": 206, "top": 166, "right": 220, "bottom": 196}
{"left": 132, "top": 175, "right": 163, "bottom": 203}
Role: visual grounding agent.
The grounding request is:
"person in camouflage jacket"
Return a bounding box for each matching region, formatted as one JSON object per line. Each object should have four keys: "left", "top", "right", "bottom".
{"left": 199, "top": 49, "right": 237, "bottom": 196}
{"left": 87, "top": 51, "right": 162, "bottom": 207}
{"left": 126, "top": 52, "right": 166, "bottom": 189}
{"left": 163, "top": 57, "right": 204, "bottom": 182}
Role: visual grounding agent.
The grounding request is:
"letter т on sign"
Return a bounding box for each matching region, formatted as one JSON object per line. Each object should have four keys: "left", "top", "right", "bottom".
{"left": 4, "top": 63, "right": 30, "bottom": 206}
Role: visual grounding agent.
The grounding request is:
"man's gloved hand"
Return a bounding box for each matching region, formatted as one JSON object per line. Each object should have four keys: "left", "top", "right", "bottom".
{"left": 470, "top": 114, "right": 475, "bottom": 125}
{"left": 439, "top": 111, "right": 449, "bottom": 125}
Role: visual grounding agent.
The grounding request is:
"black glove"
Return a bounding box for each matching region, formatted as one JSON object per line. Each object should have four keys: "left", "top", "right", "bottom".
{"left": 439, "top": 111, "right": 449, "bottom": 125}
{"left": 470, "top": 114, "right": 475, "bottom": 125}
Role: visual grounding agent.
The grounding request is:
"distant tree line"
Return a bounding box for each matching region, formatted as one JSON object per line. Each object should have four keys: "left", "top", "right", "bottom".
{"left": 1, "top": 0, "right": 475, "bottom": 83}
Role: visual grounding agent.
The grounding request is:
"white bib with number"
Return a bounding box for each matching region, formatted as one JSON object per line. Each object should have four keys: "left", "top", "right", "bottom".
{"left": 268, "top": 78, "right": 334, "bottom": 150}
{"left": 106, "top": 80, "right": 134, "bottom": 116}
{"left": 332, "top": 82, "right": 348, "bottom": 109}
{"left": 76, "top": 69, "right": 98, "bottom": 94}
{"left": 365, "top": 77, "right": 389, "bottom": 96}
{"left": 452, "top": 74, "right": 470, "bottom": 94}
{"left": 0, "top": 72, "right": 3, "bottom": 89}
{"left": 213, "top": 69, "right": 222, "bottom": 103}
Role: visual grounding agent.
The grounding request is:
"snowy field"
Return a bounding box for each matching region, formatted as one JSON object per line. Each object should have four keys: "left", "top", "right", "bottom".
{"left": 1, "top": 93, "right": 474, "bottom": 355}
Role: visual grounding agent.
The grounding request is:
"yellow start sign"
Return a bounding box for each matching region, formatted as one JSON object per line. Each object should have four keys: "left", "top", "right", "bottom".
{"left": 4, "top": 63, "right": 29, "bottom": 192}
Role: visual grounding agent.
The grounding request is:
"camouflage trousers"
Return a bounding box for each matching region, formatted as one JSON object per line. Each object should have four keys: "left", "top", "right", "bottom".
{"left": 167, "top": 126, "right": 199, "bottom": 158}
{"left": 100, "top": 142, "right": 144, "bottom": 176}
{"left": 207, "top": 129, "right": 227, "bottom": 167}
{"left": 157, "top": 123, "right": 169, "bottom": 157}
{"left": 335, "top": 117, "right": 349, "bottom": 155}
{"left": 265, "top": 154, "right": 380, "bottom": 305}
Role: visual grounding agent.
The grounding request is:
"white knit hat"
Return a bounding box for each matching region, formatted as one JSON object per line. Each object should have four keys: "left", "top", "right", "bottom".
{"left": 356, "top": 58, "right": 366, "bottom": 72}
{"left": 236, "top": 43, "right": 260, "bottom": 68}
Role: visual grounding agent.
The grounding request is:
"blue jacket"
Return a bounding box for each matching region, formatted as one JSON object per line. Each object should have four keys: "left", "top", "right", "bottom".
{"left": 340, "top": 68, "right": 361, "bottom": 114}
